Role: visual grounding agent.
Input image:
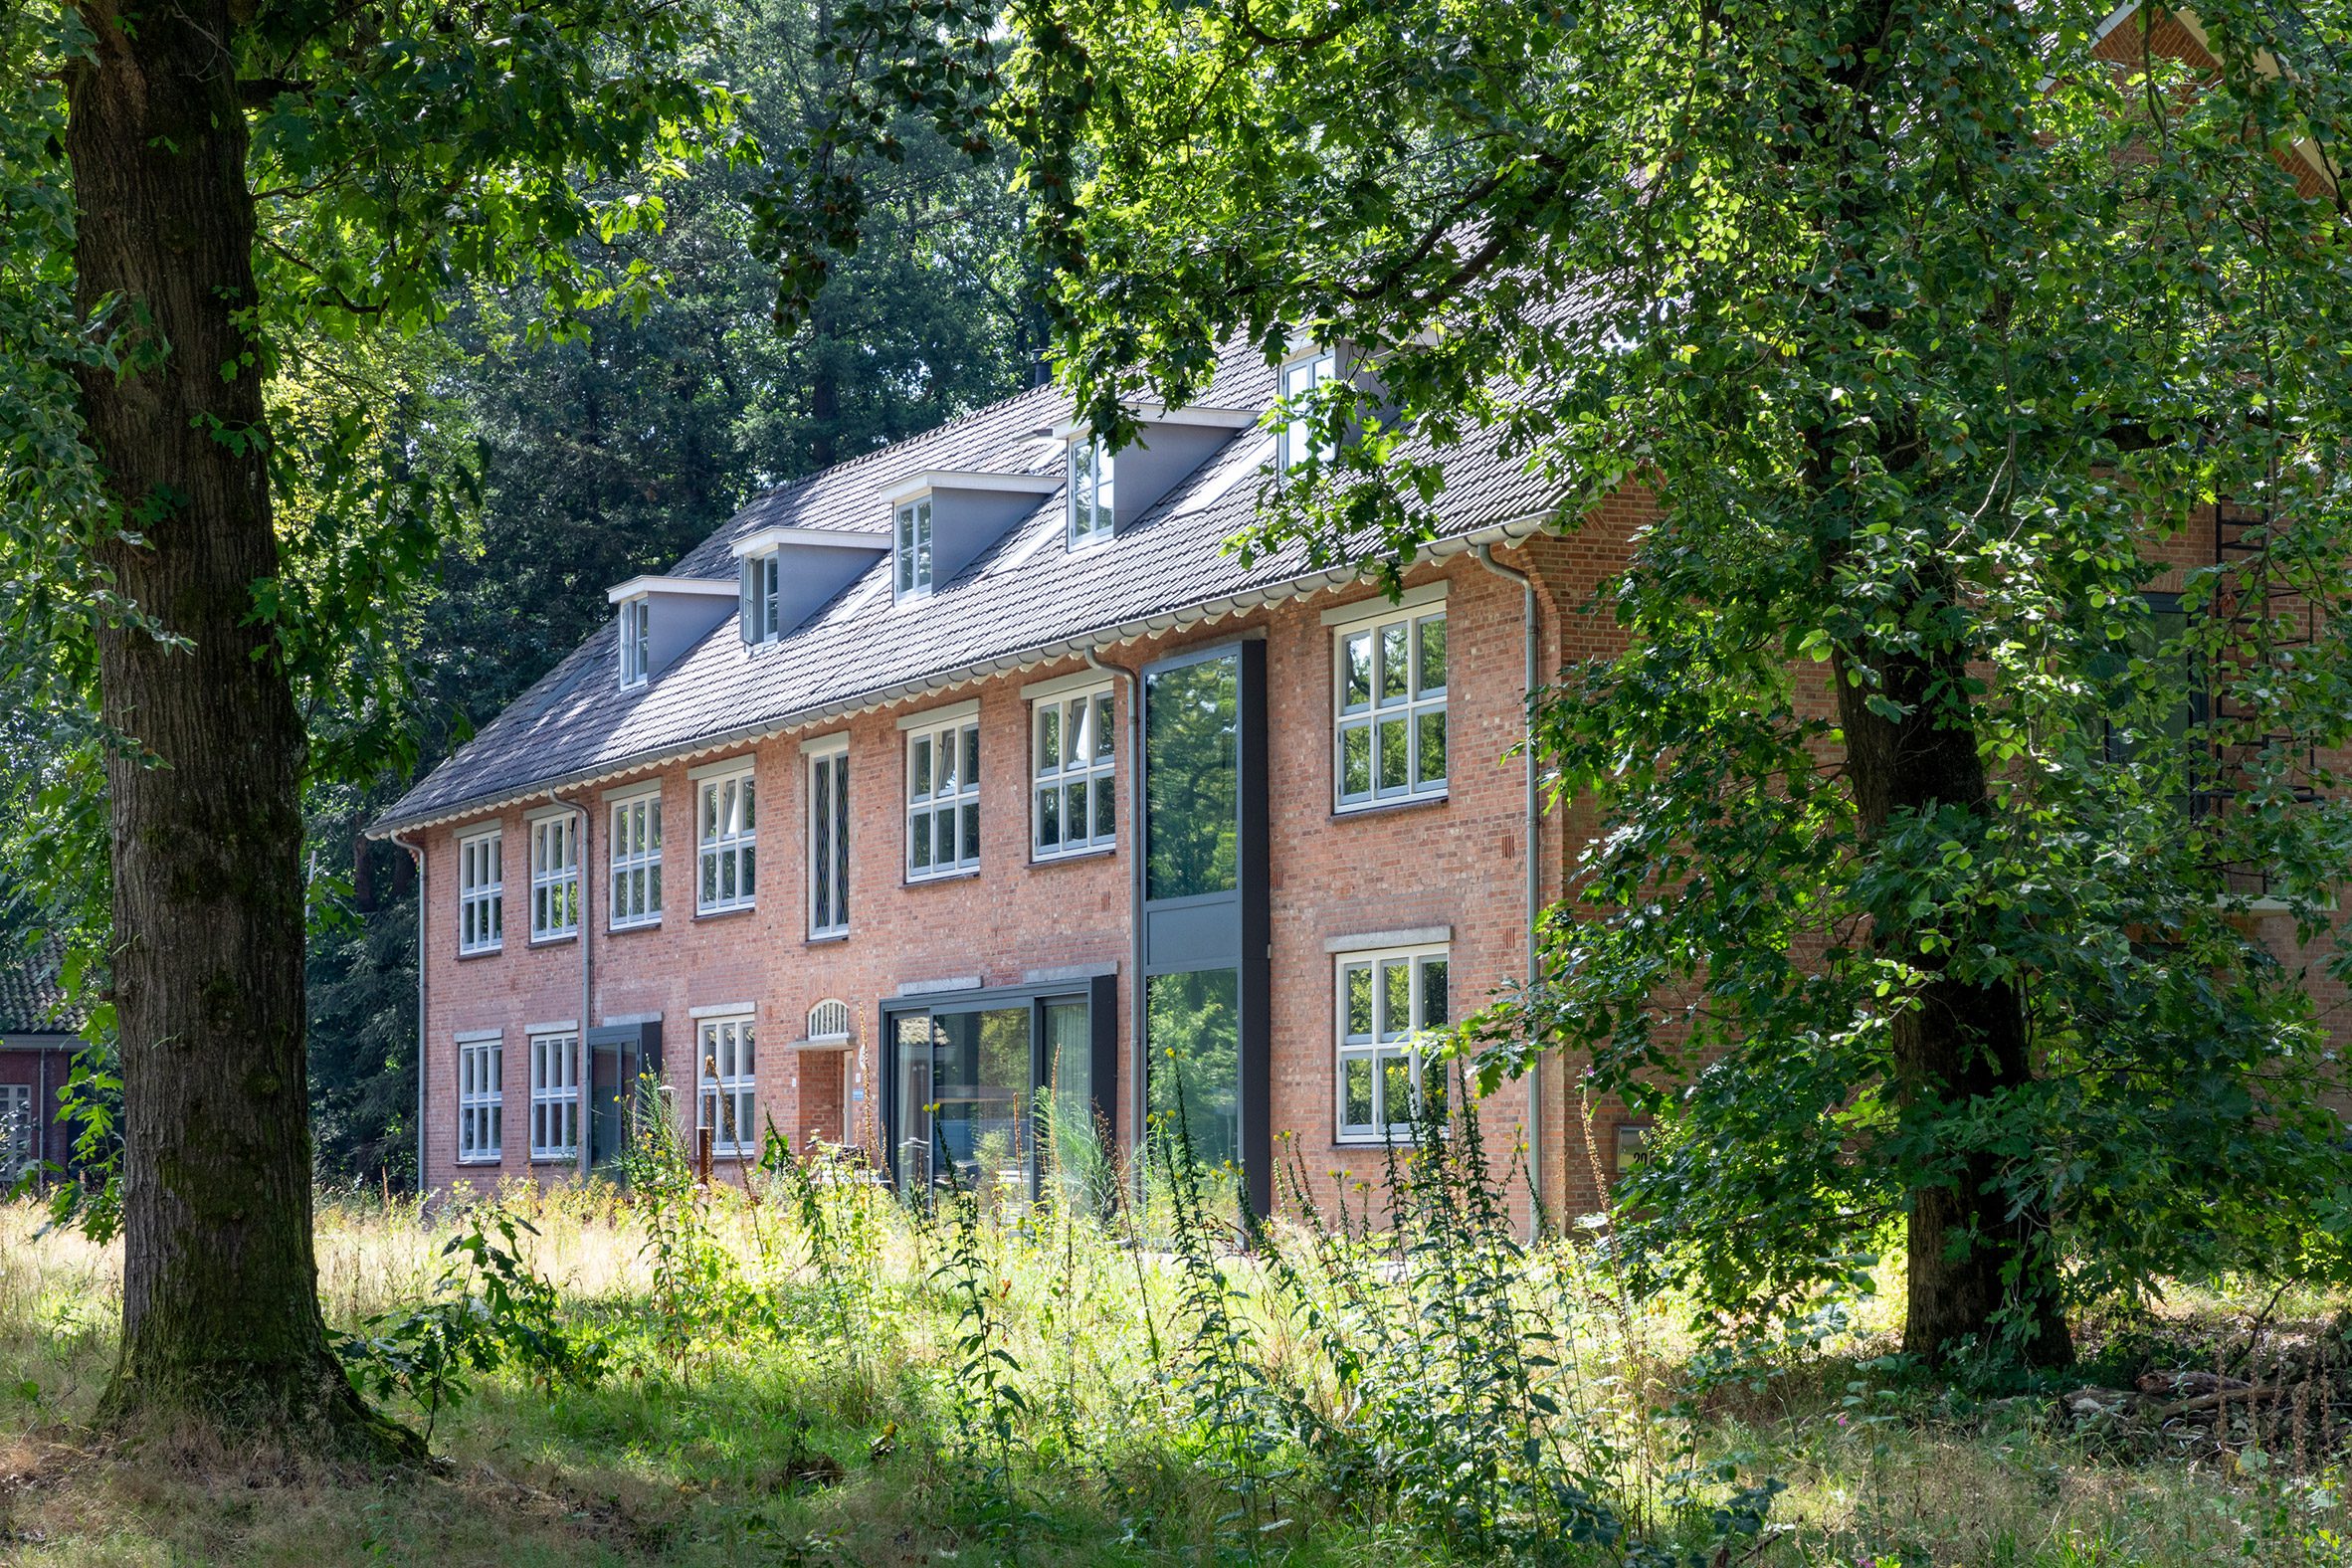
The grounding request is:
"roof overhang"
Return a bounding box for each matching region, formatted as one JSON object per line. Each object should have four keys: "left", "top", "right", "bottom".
{"left": 1052, "top": 404, "right": 1264, "bottom": 443}
{"left": 605, "top": 574, "right": 741, "bottom": 605}
{"left": 878, "top": 470, "right": 1064, "bottom": 505}
{"left": 727, "top": 525, "right": 891, "bottom": 559}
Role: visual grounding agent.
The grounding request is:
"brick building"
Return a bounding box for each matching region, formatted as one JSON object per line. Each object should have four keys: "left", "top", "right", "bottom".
{"left": 0, "top": 936, "right": 85, "bottom": 1191}
{"left": 371, "top": 339, "right": 1666, "bottom": 1224}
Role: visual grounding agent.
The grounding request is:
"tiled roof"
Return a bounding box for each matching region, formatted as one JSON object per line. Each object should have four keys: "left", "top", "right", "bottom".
{"left": 374, "top": 338, "right": 1567, "bottom": 835}
{"left": 0, "top": 933, "right": 85, "bottom": 1036}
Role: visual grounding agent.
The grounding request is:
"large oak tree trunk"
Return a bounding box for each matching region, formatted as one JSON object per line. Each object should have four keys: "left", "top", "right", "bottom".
{"left": 67, "top": 0, "right": 418, "bottom": 1455}
{"left": 1836, "top": 642, "right": 2073, "bottom": 1369}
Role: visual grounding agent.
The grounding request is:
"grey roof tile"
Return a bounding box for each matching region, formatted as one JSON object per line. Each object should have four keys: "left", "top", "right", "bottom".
{"left": 0, "top": 932, "right": 85, "bottom": 1036}
{"left": 376, "top": 340, "right": 1559, "bottom": 833}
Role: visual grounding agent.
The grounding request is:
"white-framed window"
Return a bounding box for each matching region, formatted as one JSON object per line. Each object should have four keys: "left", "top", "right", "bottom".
{"left": 1335, "top": 605, "right": 1448, "bottom": 808}
{"left": 906, "top": 714, "right": 980, "bottom": 881}
{"left": 457, "top": 1035, "right": 503, "bottom": 1162}
{"left": 894, "top": 496, "right": 934, "bottom": 600}
{"left": 609, "top": 789, "right": 662, "bottom": 930}
{"left": 807, "top": 998, "right": 852, "bottom": 1044}
{"left": 1068, "top": 437, "right": 1115, "bottom": 548}
{"left": 698, "top": 1014, "right": 756, "bottom": 1158}
{"left": 528, "top": 1030, "right": 581, "bottom": 1162}
{"left": 1335, "top": 943, "right": 1449, "bottom": 1141}
{"left": 0, "top": 1082, "right": 33, "bottom": 1181}
{"left": 697, "top": 765, "right": 757, "bottom": 913}
{"left": 1034, "top": 685, "right": 1115, "bottom": 859}
{"left": 458, "top": 828, "right": 504, "bottom": 955}
{"left": 620, "top": 596, "right": 652, "bottom": 686}
{"left": 740, "top": 549, "right": 782, "bottom": 644}
{"left": 1278, "top": 348, "right": 1338, "bottom": 475}
{"left": 529, "top": 813, "right": 581, "bottom": 941}
{"left": 808, "top": 742, "right": 851, "bottom": 937}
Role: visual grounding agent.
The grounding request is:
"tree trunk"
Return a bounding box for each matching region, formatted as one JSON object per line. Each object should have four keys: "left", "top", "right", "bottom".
{"left": 66, "top": 0, "right": 419, "bottom": 1456}
{"left": 1835, "top": 643, "right": 2073, "bottom": 1369}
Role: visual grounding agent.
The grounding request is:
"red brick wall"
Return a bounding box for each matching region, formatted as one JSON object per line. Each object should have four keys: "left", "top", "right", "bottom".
{"left": 0, "top": 1042, "right": 78, "bottom": 1183}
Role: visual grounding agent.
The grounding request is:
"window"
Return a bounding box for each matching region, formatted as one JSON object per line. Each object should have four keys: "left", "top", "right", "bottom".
{"left": 457, "top": 1036, "right": 502, "bottom": 1162}
{"left": 0, "top": 1082, "right": 32, "bottom": 1182}
{"left": 808, "top": 743, "right": 851, "bottom": 937}
{"left": 1335, "top": 605, "right": 1447, "bottom": 808}
{"left": 906, "top": 714, "right": 980, "bottom": 881}
{"left": 609, "top": 790, "right": 662, "bottom": 930}
{"left": 698, "top": 1014, "right": 756, "bottom": 1158}
{"left": 1034, "top": 686, "right": 1115, "bottom": 859}
{"left": 740, "top": 550, "right": 781, "bottom": 643}
{"left": 458, "top": 829, "right": 503, "bottom": 955}
{"left": 528, "top": 1031, "right": 581, "bottom": 1162}
{"left": 807, "top": 998, "right": 852, "bottom": 1043}
{"left": 620, "top": 596, "right": 652, "bottom": 686}
{"left": 1335, "top": 943, "right": 1449, "bottom": 1141}
{"left": 529, "top": 813, "right": 580, "bottom": 941}
{"left": 894, "top": 497, "right": 933, "bottom": 600}
{"left": 1068, "top": 437, "right": 1115, "bottom": 548}
{"left": 697, "top": 765, "right": 756, "bottom": 913}
{"left": 1278, "top": 349, "right": 1338, "bottom": 474}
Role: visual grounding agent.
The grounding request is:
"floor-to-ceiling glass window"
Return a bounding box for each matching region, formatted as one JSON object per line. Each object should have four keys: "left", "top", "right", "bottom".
{"left": 889, "top": 993, "right": 1099, "bottom": 1199}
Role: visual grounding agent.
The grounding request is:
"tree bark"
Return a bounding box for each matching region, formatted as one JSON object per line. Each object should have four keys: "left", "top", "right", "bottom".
{"left": 66, "top": 0, "right": 419, "bottom": 1456}
{"left": 1835, "top": 640, "right": 2073, "bottom": 1369}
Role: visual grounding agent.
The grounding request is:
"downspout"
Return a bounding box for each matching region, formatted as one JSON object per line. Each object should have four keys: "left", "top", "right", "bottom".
{"left": 1085, "top": 648, "right": 1146, "bottom": 1169}
{"left": 549, "top": 789, "right": 594, "bottom": 1179}
{"left": 392, "top": 830, "right": 428, "bottom": 1198}
{"left": 1475, "top": 544, "right": 1544, "bottom": 1236}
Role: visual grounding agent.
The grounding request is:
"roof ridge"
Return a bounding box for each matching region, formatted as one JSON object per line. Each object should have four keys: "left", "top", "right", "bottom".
{"left": 736, "top": 377, "right": 1067, "bottom": 509}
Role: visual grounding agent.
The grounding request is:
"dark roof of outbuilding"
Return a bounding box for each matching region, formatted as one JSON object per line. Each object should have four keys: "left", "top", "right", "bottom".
{"left": 0, "top": 933, "right": 86, "bottom": 1037}
{"left": 374, "top": 336, "right": 1568, "bottom": 836}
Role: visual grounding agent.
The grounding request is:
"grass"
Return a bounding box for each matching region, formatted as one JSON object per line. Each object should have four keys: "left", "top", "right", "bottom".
{"left": 1, "top": 1156, "right": 2349, "bottom": 1568}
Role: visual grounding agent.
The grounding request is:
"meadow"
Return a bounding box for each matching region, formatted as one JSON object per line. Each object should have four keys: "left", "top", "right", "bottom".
{"left": 1, "top": 1119, "right": 2347, "bottom": 1567}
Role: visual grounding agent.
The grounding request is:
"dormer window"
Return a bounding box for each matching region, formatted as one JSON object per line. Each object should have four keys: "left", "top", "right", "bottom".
{"left": 739, "top": 550, "right": 782, "bottom": 644}
{"left": 619, "top": 597, "right": 651, "bottom": 687}
{"left": 1278, "top": 348, "right": 1338, "bottom": 475}
{"left": 894, "top": 497, "right": 933, "bottom": 600}
{"left": 1068, "top": 437, "right": 1115, "bottom": 549}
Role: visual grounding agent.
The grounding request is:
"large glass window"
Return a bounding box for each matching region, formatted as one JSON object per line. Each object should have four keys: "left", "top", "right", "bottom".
{"left": 907, "top": 715, "right": 981, "bottom": 881}
{"left": 1035, "top": 686, "right": 1116, "bottom": 860}
{"left": 456, "top": 1036, "right": 502, "bottom": 1162}
{"left": 891, "top": 996, "right": 1096, "bottom": 1199}
{"left": 1144, "top": 653, "right": 1239, "bottom": 900}
{"left": 697, "top": 766, "right": 757, "bottom": 913}
{"left": 1042, "top": 999, "right": 1098, "bottom": 1204}
{"left": 1334, "top": 944, "right": 1449, "bottom": 1141}
{"left": 609, "top": 790, "right": 662, "bottom": 929}
{"left": 0, "top": 1082, "right": 33, "bottom": 1183}
{"left": 809, "top": 743, "right": 851, "bottom": 936}
{"left": 529, "top": 1030, "right": 581, "bottom": 1161}
{"left": 1145, "top": 968, "right": 1240, "bottom": 1174}
{"left": 1068, "top": 438, "right": 1115, "bottom": 548}
{"left": 458, "top": 828, "right": 503, "bottom": 955}
{"left": 698, "top": 1015, "right": 756, "bottom": 1158}
{"left": 1335, "top": 606, "right": 1447, "bottom": 808}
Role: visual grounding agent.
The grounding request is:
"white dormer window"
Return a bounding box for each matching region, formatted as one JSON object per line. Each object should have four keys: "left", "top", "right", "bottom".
{"left": 619, "top": 597, "right": 651, "bottom": 687}
{"left": 739, "top": 550, "right": 781, "bottom": 644}
{"left": 1068, "top": 437, "right": 1115, "bottom": 549}
{"left": 1278, "top": 348, "right": 1339, "bottom": 475}
{"left": 894, "top": 497, "right": 933, "bottom": 600}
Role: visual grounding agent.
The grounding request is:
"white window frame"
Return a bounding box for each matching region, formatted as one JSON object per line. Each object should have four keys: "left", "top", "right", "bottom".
{"left": 696, "top": 763, "right": 757, "bottom": 914}
{"left": 528, "top": 811, "right": 581, "bottom": 942}
{"left": 905, "top": 713, "right": 980, "bottom": 882}
{"left": 609, "top": 788, "right": 662, "bottom": 930}
{"left": 893, "top": 496, "right": 934, "bottom": 601}
{"left": 0, "top": 1082, "right": 33, "bottom": 1182}
{"left": 697, "top": 1013, "right": 756, "bottom": 1159}
{"left": 619, "top": 595, "right": 652, "bottom": 687}
{"left": 1032, "top": 684, "right": 1116, "bottom": 860}
{"left": 456, "top": 1034, "right": 503, "bottom": 1163}
{"left": 808, "top": 740, "right": 851, "bottom": 938}
{"left": 1067, "top": 437, "right": 1115, "bottom": 549}
{"left": 528, "top": 1030, "right": 581, "bottom": 1162}
{"left": 1333, "top": 601, "right": 1448, "bottom": 810}
{"left": 1334, "top": 942, "right": 1450, "bottom": 1143}
{"left": 457, "top": 827, "right": 504, "bottom": 956}
{"left": 1278, "top": 348, "right": 1338, "bottom": 475}
{"left": 741, "top": 549, "right": 782, "bottom": 644}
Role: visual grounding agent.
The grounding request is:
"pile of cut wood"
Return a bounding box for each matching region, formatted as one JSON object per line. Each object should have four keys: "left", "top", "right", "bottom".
{"left": 2061, "top": 1321, "right": 2352, "bottom": 1466}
